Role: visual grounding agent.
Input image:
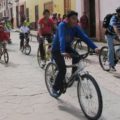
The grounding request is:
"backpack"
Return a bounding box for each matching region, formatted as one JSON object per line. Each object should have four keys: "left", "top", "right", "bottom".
{"left": 103, "top": 13, "right": 114, "bottom": 28}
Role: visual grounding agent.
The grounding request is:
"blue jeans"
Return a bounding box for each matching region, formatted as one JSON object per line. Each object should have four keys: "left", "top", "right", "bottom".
{"left": 105, "top": 35, "right": 115, "bottom": 67}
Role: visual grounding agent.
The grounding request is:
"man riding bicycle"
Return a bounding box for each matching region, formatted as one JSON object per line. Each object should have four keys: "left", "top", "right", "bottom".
{"left": 105, "top": 6, "right": 120, "bottom": 71}
{"left": 19, "top": 21, "right": 30, "bottom": 50}
{"left": 52, "top": 10, "right": 99, "bottom": 97}
{"left": 38, "top": 9, "right": 55, "bottom": 66}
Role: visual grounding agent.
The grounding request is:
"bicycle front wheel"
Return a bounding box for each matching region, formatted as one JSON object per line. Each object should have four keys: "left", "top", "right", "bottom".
{"left": 25, "top": 45, "right": 31, "bottom": 55}
{"left": 4, "top": 50, "right": 9, "bottom": 64}
{"left": 99, "top": 46, "right": 109, "bottom": 71}
{"left": 37, "top": 47, "right": 46, "bottom": 68}
{"left": 45, "top": 62, "right": 61, "bottom": 98}
{"left": 77, "top": 74, "right": 103, "bottom": 120}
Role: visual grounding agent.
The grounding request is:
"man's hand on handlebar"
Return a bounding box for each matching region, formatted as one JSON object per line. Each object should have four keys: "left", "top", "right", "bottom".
{"left": 95, "top": 48, "right": 100, "bottom": 54}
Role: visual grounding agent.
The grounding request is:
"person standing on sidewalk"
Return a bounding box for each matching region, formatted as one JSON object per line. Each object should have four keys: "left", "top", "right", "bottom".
{"left": 80, "top": 11, "right": 89, "bottom": 35}
{"left": 105, "top": 7, "right": 120, "bottom": 71}
{"left": 37, "top": 9, "right": 55, "bottom": 66}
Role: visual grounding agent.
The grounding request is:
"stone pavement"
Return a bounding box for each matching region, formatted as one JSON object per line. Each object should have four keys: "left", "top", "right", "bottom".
{"left": 0, "top": 32, "right": 120, "bottom": 120}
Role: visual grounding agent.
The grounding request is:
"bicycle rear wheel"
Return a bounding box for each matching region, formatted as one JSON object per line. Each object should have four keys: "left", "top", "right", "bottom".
{"left": 99, "top": 46, "right": 109, "bottom": 71}
{"left": 74, "top": 40, "right": 90, "bottom": 59}
{"left": 4, "top": 50, "right": 9, "bottom": 64}
{"left": 77, "top": 74, "right": 103, "bottom": 120}
{"left": 45, "top": 62, "right": 61, "bottom": 98}
{"left": 25, "top": 45, "right": 31, "bottom": 55}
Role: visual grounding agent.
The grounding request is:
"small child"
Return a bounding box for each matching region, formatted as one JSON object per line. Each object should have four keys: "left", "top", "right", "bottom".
{"left": 19, "top": 22, "right": 30, "bottom": 49}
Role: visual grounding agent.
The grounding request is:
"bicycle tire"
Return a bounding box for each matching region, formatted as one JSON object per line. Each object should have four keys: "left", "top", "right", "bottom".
{"left": 45, "top": 62, "right": 61, "bottom": 98}
{"left": 37, "top": 47, "right": 46, "bottom": 68}
{"left": 25, "top": 45, "right": 31, "bottom": 55}
{"left": 77, "top": 74, "right": 103, "bottom": 120}
{"left": 4, "top": 50, "right": 9, "bottom": 64}
{"left": 21, "top": 46, "right": 24, "bottom": 53}
{"left": 99, "top": 46, "right": 109, "bottom": 71}
{"left": 74, "top": 40, "right": 90, "bottom": 59}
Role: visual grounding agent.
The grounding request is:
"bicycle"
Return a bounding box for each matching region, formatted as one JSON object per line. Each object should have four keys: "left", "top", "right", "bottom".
{"left": 21, "top": 33, "right": 31, "bottom": 55}
{"left": 73, "top": 38, "right": 90, "bottom": 59}
{"left": 37, "top": 36, "right": 52, "bottom": 68}
{"left": 99, "top": 40, "right": 120, "bottom": 71}
{"left": 0, "top": 41, "right": 9, "bottom": 64}
{"left": 45, "top": 54, "right": 103, "bottom": 120}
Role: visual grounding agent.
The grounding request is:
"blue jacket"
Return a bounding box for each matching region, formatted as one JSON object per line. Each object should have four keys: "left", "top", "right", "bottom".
{"left": 52, "top": 22, "right": 97, "bottom": 53}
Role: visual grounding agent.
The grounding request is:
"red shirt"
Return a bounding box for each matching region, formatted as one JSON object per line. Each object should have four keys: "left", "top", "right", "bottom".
{"left": 38, "top": 17, "right": 54, "bottom": 35}
{"left": 0, "top": 31, "right": 9, "bottom": 42}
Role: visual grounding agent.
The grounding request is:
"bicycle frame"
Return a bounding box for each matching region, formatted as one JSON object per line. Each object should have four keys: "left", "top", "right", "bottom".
{"left": 42, "top": 37, "right": 52, "bottom": 61}
{"left": 66, "top": 59, "right": 88, "bottom": 83}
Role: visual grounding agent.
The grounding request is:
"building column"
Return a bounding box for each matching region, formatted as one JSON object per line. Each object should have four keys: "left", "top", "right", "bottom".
{"left": 95, "top": 0, "right": 101, "bottom": 41}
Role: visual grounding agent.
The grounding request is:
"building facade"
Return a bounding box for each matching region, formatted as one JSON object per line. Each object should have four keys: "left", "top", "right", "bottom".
{"left": 76, "top": 0, "right": 120, "bottom": 41}
{"left": 0, "top": 0, "right": 19, "bottom": 27}
{"left": 1, "top": 0, "right": 120, "bottom": 40}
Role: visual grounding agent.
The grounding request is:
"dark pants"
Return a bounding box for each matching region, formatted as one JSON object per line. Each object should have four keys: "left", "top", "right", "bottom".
{"left": 52, "top": 47, "right": 79, "bottom": 91}
{"left": 38, "top": 34, "right": 52, "bottom": 60}
{"left": 20, "top": 33, "right": 29, "bottom": 49}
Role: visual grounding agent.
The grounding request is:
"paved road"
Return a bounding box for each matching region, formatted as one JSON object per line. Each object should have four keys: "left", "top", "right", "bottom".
{"left": 0, "top": 32, "right": 120, "bottom": 120}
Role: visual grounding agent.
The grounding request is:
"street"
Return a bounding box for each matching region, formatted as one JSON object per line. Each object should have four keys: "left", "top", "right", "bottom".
{"left": 0, "top": 32, "right": 120, "bottom": 120}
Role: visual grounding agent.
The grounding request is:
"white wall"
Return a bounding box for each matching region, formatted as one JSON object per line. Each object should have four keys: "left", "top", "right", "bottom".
{"left": 100, "top": 0, "right": 120, "bottom": 20}
{"left": 76, "top": 0, "right": 83, "bottom": 18}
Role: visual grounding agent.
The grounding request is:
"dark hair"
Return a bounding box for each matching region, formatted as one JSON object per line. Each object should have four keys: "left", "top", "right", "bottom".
{"left": 62, "top": 14, "right": 66, "bottom": 19}
{"left": 116, "top": 7, "right": 120, "bottom": 13}
{"left": 43, "top": 9, "right": 50, "bottom": 15}
{"left": 67, "top": 10, "right": 78, "bottom": 18}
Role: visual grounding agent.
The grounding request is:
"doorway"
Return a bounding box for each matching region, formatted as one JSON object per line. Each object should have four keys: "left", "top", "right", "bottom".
{"left": 84, "top": 0, "right": 96, "bottom": 37}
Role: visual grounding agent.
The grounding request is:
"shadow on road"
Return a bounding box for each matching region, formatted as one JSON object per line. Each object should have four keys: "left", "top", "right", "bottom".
{"left": 57, "top": 99, "right": 87, "bottom": 120}
{"left": 57, "top": 99, "right": 106, "bottom": 120}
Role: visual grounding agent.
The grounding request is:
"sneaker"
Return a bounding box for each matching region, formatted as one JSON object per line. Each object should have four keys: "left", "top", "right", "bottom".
{"left": 109, "top": 66, "right": 116, "bottom": 72}
{"left": 52, "top": 88, "right": 60, "bottom": 98}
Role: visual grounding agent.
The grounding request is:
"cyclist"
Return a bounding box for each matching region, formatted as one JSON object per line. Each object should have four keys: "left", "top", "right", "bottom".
{"left": 0, "top": 25, "right": 9, "bottom": 54}
{"left": 19, "top": 21, "right": 30, "bottom": 50}
{"left": 38, "top": 9, "right": 55, "bottom": 66}
{"left": 105, "top": 6, "right": 120, "bottom": 71}
{"left": 52, "top": 10, "right": 99, "bottom": 97}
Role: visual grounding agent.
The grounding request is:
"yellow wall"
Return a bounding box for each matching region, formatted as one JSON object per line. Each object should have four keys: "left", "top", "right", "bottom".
{"left": 26, "top": 0, "right": 35, "bottom": 22}
{"left": 71, "top": 0, "right": 76, "bottom": 11}
{"left": 26, "top": 0, "right": 76, "bottom": 22}
{"left": 38, "top": 0, "right": 76, "bottom": 17}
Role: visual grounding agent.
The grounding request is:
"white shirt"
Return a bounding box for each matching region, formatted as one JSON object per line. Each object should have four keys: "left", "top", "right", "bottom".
{"left": 20, "top": 26, "right": 30, "bottom": 33}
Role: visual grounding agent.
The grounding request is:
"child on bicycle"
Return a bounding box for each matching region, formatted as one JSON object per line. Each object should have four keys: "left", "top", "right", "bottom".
{"left": 52, "top": 10, "right": 99, "bottom": 97}
{"left": 19, "top": 21, "right": 30, "bottom": 50}
{"left": 0, "top": 24, "right": 9, "bottom": 51}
